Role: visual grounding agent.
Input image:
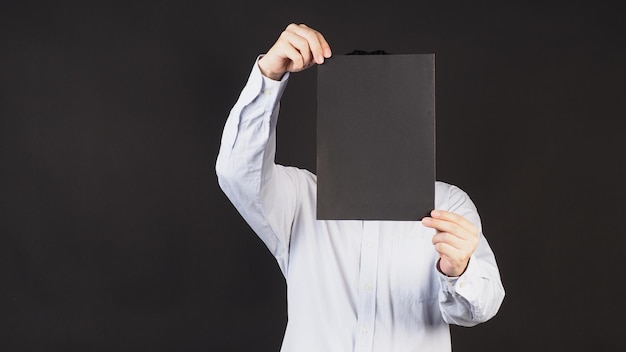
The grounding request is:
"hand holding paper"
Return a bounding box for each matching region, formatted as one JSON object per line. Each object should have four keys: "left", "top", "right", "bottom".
{"left": 422, "top": 210, "right": 479, "bottom": 277}
{"left": 258, "top": 23, "right": 332, "bottom": 80}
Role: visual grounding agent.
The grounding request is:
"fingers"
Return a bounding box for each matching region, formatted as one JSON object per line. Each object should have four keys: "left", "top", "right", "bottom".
{"left": 277, "top": 30, "right": 311, "bottom": 70}
{"left": 428, "top": 210, "right": 476, "bottom": 233}
{"left": 421, "top": 210, "right": 477, "bottom": 237}
{"left": 423, "top": 210, "right": 478, "bottom": 249}
{"left": 432, "top": 231, "right": 474, "bottom": 277}
{"left": 423, "top": 217, "right": 463, "bottom": 239}
{"left": 432, "top": 231, "right": 465, "bottom": 251}
{"left": 259, "top": 23, "right": 332, "bottom": 80}
{"left": 287, "top": 23, "right": 332, "bottom": 63}
{"left": 423, "top": 210, "right": 479, "bottom": 277}
{"left": 433, "top": 243, "right": 465, "bottom": 264}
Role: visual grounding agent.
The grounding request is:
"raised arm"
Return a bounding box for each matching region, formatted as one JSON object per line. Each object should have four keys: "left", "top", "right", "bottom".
{"left": 215, "top": 24, "right": 332, "bottom": 273}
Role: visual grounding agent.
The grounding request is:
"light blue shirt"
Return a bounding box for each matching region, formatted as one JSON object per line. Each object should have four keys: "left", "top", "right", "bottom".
{"left": 215, "top": 58, "right": 505, "bottom": 352}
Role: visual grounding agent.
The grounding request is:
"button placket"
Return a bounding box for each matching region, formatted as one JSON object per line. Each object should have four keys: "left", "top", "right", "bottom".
{"left": 354, "top": 221, "right": 380, "bottom": 352}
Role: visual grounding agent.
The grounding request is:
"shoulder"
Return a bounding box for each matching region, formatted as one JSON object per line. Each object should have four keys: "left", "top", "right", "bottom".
{"left": 435, "top": 180, "right": 467, "bottom": 197}
{"left": 435, "top": 180, "right": 477, "bottom": 213}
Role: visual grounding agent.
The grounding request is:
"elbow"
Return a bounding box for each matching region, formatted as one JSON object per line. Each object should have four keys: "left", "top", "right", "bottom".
{"left": 473, "top": 281, "right": 506, "bottom": 325}
{"left": 442, "top": 278, "right": 506, "bottom": 327}
{"left": 215, "top": 153, "right": 235, "bottom": 195}
{"left": 215, "top": 152, "right": 253, "bottom": 204}
{"left": 487, "top": 282, "right": 506, "bottom": 321}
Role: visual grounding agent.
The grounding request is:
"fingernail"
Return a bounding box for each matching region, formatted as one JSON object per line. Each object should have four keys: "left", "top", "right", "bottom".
{"left": 431, "top": 210, "right": 441, "bottom": 217}
{"left": 324, "top": 48, "right": 332, "bottom": 58}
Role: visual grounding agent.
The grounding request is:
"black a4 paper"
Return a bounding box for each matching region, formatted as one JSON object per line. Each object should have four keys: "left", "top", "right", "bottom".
{"left": 316, "top": 54, "right": 435, "bottom": 220}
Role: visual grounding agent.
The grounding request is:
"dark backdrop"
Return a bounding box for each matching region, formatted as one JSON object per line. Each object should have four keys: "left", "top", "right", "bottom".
{"left": 1, "top": 1, "right": 624, "bottom": 351}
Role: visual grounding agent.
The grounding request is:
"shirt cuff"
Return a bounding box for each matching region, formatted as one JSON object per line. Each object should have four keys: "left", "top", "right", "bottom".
{"left": 438, "top": 255, "right": 478, "bottom": 299}
{"left": 256, "top": 54, "right": 291, "bottom": 82}
{"left": 251, "top": 55, "right": 290, "bottom": 111}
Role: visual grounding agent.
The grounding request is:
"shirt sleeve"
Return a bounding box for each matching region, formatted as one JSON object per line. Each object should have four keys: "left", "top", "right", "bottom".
{"left": 215, "top": 57, "right": 299, "bottom": 274}
{"left": 436, "top": 184, "right": 506, "bottom": 326}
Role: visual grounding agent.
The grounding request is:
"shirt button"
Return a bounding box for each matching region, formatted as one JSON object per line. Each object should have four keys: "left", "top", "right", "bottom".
{"left": 263, "top": 89, "right": 271, "bottom": 95}
{"left": 362, "top": 327, "right": 369, "bottom": 334}
{"left": 459, "top": 282, "right": 466, "bottom": 289}
{"left": 365, "top": 284, "right": 372, "bottom": 291}
{"left": 367, "top": 242, "right": 373, "bottom": 248}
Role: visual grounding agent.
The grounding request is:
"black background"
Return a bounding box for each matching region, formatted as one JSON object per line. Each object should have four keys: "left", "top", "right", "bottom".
{"left": 1, "top": 1, "right": 625, "bottom": 351}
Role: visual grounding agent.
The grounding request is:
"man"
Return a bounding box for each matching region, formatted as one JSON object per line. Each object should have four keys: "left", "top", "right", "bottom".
{"left": 216, "top": 23, "right": 505, "bottom": 352}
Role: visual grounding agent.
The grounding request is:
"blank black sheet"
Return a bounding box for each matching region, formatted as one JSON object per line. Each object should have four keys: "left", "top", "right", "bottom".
{"left": 316, "top": 54, "right": 435, "bottom": 220}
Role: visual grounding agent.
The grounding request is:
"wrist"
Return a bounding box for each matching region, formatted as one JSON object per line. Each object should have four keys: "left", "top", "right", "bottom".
{"left": 437, "top": 258, "right": 469, "bottom": 277}
{"left": 258, "top": 57, "right": 285, "bottom": 81}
